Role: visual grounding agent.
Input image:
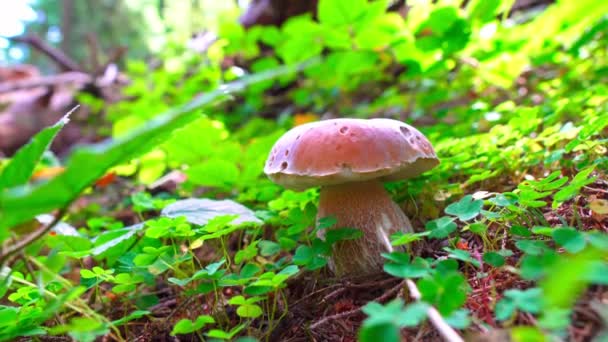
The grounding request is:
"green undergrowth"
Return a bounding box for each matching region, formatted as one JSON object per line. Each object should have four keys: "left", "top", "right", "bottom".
{"left": 1, "top": 0, "right": 607, "bottom": 341}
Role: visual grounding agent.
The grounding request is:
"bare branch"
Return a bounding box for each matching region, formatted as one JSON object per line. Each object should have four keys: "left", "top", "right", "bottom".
{"left": 0, "top": 208, "right": 68, "bottom": 265}
{"left": 0, "top": 72, "right": 92, "bottom": 94}
{"left": 9, "top": 35, "right": 83, "bottom": 72}
{"left": 405, "top": 279, "right": 464, "bottom": 342}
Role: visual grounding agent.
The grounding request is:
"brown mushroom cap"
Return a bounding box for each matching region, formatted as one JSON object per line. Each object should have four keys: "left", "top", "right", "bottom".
{"left": 264, "top": 118, "right": 439, "bottom": 190}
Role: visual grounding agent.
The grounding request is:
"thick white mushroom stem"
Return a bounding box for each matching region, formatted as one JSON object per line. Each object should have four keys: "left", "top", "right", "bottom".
{"left": 316, "top": 179, "right": 413, "bottom": 276}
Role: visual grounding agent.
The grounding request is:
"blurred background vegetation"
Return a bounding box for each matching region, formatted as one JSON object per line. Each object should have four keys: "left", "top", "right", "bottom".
{"left": 1, "top": 0, "right": 241, "bottom": 71}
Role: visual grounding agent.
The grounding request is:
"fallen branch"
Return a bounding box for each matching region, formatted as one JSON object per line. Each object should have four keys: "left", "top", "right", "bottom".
{"left": 0, "top": 72, "right": 92, "bottom": 94}
{"left": 8, "top": 35, "right": 83, "bottom": 72}
{"left": 404, "top": 279, "right": 464, "bottom": 342}
{"left": 388, "top": 241, "right": 464, "bottom": 342}
{"left": 0, "top": 208, "right": 68, "bottom": 266}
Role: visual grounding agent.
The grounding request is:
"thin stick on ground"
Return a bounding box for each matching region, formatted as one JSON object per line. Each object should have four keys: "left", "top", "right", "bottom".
{"left": 309, "top": 273, "right": 465, "bottom": 341}
{"left": 387, "top": 242, "right": 464, "bottom": 342}
{"left": 308, "top": 242, "right": 465, "bottom": 341}
{"left": 309, "top": 279, "right": 406, "bottom": 330}
{"left": 404, "top": 278, "right": 464, "bottom": 342}
{"left": 321, "top": 277, "right": 400, "bottom": 303}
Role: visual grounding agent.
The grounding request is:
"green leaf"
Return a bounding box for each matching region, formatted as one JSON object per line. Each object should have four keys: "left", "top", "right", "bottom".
{"left": 111, "top": 310, "right": 150, "bottom": 326}
{"left": 278, "top": 265, "right": 299, "bottom": 277}
{"left": 207, "top": 323, "right": 245, "bottom": 340}
{"left": 258, "top": 240, "right": 281, "bottom": 256}
{"left": 425, "top": 217, "right": 457, "bottom": 238}
{"left": 240, "top": 263, "right": 261, "bottom": 278}
{"left": 587, "top": 231, "right": 608, "bottom": 251}
{"left": 187, "top": 159, "right": 239, "bottom": 188}
{"left": 0, "top": 61, "right": 315, "bottom": 231}
{"left": 396, "top": 302, "right": 429, "bottom": 327}
{"left": 531, "top": 226, "right": 553, "bottom": 236}
{"left": 236, "top": 304, "right": 263, "bottom": 318}
{"left": 131, "top": 192, "right": 156, "bottom": 212}
{"left": 584, "top": 261, "right": 608, "bottom": 284}
{"left": 90, "top": 223, "right": 144, "bottom": 257}
{"left": 418, "top": 272, "right": 469, "bottom": 315}
{"left": 228, "top": 295, "right": 247, "bottom": 305}
{"left": 445, "top": 195, "right": 484, "bottom": 221}
{"left": 0, "top": 110, "right": 72, "bottom": 190}
{"left": 510, "top": 225, "right": 532, "bottom": 237}
{"left": 80, "top": 269, "right": 97, "bottom": 279}
{"left": 419, "top": 7, "right": 459, "bottom": 35}
{"left": 511, "top": 326, "right": 548, "bottom": 342}
{"left": 293, "top": 242, "right": 329, "bottom": 270}
{"left": 539, "top": 308, "right": 573, "bottom": 331}
{"left": 49, "top": 317, "right": 109, "bottom": 342}
{"left": 390, "top": 231, "right": 429, "bottom": 246}
{"left": 552, "top": 167, "right": 595, "bottom": 208}
{"left": 317, "top": 216, "right": 337, "bottom": 230}
{"left": 358, "top": 322, "right": 400, "bottom": 342}
{"left": 444, "top": 309, "right": 471, "bottom": 329}
{"left": 494, "top": 297, "right": 516, "bottom": 321}
{"left": 244, "top": 285, "right": 274, "bottom": 296}
{"left": 495, "top": 288, "right": 543, "bottom": 321}
{"left": 382, "top": 252, "right": 411, "bottom": 264}
{"left": 171, "top": 315, "right": 215, "bottom": 335}
{"left": 467, "top": 0, "right": 503, "bottom": 23}
{"left": 235, "top": 241, "right": 258, "bottom": 264}
{"left": 516, "top": 240, "right": 550, "bottom": 256}
{"left": 520, "top": 252, "right": 559, "bottom": 280}
{"left": 318, "top": 0, "right": 368, "bottom": 26}
{"left": 205, "top": 259, "right": 226, "bottom": 275}
{"left": 277, "top": 20, "right": 325, "bottom": 64}
{"left": 444, "top": 248, "right": 481, "bottom": 268}
{"left": 467, "top": 223, "right": 487, "bottom": 235}
{"left": 360, "top": 299, "right": 428, "bottom": 342}
{"left": 384, "top": 257, "right": 430, "bottom": 279}
{"left": 482, "top": 252, "right": 505, "bottom": 267}
{"left": 552, "top": 227, "right": 586, "bottom": 253}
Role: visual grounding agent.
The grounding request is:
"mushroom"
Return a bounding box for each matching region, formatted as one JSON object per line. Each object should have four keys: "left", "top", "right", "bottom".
{"left": 264, "top": 118, "right": 439, "bottom": 276}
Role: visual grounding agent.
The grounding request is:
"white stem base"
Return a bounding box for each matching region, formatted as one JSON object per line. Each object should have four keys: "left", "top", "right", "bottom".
{"left": 316, "top": 180, "right": 413, "bottom": 276}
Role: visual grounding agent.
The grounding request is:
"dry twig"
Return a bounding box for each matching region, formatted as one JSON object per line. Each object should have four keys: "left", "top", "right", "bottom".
{"left": 8, "top": 35, "right": 83, "bottom": 72}
{"left": 0, "top": 208, "right": 68, "bottom": 266}
{"left": 309, "top": 279, "right": 406, "bottom": 330}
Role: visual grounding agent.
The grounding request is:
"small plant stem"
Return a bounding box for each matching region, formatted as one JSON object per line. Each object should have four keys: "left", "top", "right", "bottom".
{"left": 219, "top": 236, "right": 231, "bottom": 267}
{"left": 266, "top": 291, "right": 279, "bottom": 339}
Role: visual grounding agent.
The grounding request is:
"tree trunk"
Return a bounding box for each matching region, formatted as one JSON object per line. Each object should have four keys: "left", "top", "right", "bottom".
{"left": 60, "top": 0, "right": 74, "bottom": 54}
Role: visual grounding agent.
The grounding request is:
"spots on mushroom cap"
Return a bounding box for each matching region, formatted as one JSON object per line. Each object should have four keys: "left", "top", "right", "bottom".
{"left": 263, "top": 118, "right": 439, "bottom": 189}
